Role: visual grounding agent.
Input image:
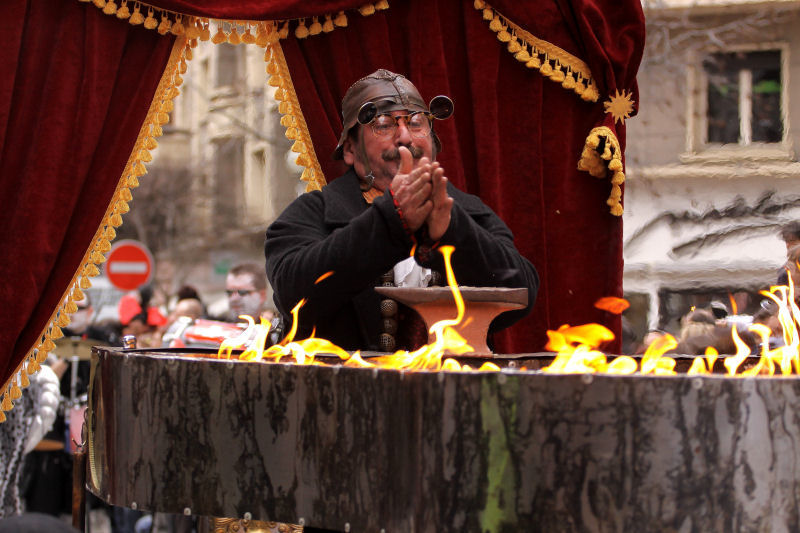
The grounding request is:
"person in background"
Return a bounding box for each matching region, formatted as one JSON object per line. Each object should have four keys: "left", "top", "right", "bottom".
{"left": 0, "top": 365, "right": 59, "bottom": 518}
{"left": 118, "top": 285, "right": 168, "bottom": 347}
{"left": 226, "top": 263, "right": 275, "bottom": 322}
{"left": 777, "top": 221, "right": 800, "bottom": 285}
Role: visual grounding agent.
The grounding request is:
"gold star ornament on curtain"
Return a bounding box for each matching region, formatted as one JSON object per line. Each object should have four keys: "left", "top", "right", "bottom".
{"left": 603, "top": 89, "right": 634, "bottom": 125}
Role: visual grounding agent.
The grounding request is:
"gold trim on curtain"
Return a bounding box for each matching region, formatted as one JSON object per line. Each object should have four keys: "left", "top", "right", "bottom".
{"left": 0, "top": 36, "right": 189, "bottom": 422}
{"left": 577, "top": 126, "right": 625, "bottom": 216}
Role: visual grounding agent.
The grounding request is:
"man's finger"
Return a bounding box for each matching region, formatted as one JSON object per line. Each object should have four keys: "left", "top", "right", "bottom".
{"left": 398, "top": 146, "right": 414, "bottom": 175}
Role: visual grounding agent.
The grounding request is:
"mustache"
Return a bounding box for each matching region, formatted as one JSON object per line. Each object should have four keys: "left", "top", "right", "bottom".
{"left": 382, "top": 145, "right": 424, "bottom": 162}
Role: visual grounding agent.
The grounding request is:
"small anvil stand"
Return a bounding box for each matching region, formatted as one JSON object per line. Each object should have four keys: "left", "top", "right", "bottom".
{"left": 374, "top": 286, "right": 529, "bottom": 355}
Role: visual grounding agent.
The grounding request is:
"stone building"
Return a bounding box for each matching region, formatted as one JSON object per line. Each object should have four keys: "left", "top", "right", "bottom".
{"left": 623, "top": 0, "right": 800, "bottom": 340}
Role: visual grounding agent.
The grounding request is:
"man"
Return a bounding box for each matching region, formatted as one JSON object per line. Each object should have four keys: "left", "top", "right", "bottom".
{"left": 226, "top": 262, "right": 274, "bottom": 322}
{"left": 265, "top": 69, "right": 538, "bottom": 351}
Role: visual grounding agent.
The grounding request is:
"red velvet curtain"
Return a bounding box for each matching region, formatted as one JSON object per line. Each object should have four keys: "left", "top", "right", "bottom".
{"left": 1, "top": 0, "right": 643, "bottom": 395}
{"left": 0, "top": 0, "right": 175, "bottom": 391}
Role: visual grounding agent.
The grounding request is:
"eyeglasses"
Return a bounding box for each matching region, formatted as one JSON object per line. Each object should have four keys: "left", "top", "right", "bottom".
{"left": 369, "top": 112, "right": 432, "bottom": 139}
{"left": 226, "top": 289, "right": 255, "bottom": 297}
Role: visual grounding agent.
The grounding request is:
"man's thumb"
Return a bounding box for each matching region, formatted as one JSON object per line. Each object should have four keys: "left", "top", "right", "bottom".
{"left": 398, "top": 146, "right": 413, "bottom": 174}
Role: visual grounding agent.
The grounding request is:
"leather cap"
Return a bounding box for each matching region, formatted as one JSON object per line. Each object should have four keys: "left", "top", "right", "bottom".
{"left": 333, "top": 69, "right": 444, "bottom": 159}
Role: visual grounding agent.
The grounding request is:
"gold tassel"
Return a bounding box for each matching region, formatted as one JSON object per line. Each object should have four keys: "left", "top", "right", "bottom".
{"left": 73, "top": 286, "right": 85, "bottom": 300}
{"left": 610, "top": 203, "right": 623, "bottom": 216}
{"left": 296, "top": 153, "right": 310, "bottom": 167}
{"left": 285, "top": 127, "right": 298, "bottom": 140}
{"left": 291, "top": 140, "right": 304, "bottom": 153}
{"left": 562, "top": 71, "right": 576, "bottom": 90}
{"left": 322, "top": 15, "right": 334, "bottom": 32}
{"left": 526, "top": 56, "right": 541, "bottom": 69}
{"left": 507, "top": 37, "right": 521, "bottom": 53}
{"left": 160, "top": 100, "right": 174, "bottom": 113}
{"left": 256, "top": 23, "right": 269, "bottom": 47}
{"left": 474, "top": 0, "right": 486, "bottom": 8}
{"left": 65, "top": 301, "right": 78, "bottom": 314}
{"left": 295, "top": 20, "right": 309, "bottom": 39}
{"left": 80, "top": 276, "right": 92, "bottom": 289}
{"left": 514, "top": 47, "right": 531, "bottom": 62}
{"left": 242, "top": 26, "right": 256, "bottom": 44}
{"left": 51, "top": 326, "right": 64, "bottom": 340}
{"left": 376, "top": 0, "right": 390, "bottom": 8}
{"left": 144, "top": 10, "right": 158, "bottom": 30}
{"left": 228, "top": 26, "right": 241, "bottom": 44}
{"left": 42, "top": 338, "right": 56, "bottom": 352}
{"left": 27, "top": 359, "right": 40, "bottom": 375}
{"left": 280, "top": 114, "right": 294, "bottom": 127}
{"left": 20, "top": 372, "right": 29, "bottom": 389}
{"left": 274, "top": 88, "right": 285, "bottom": 101}
{"left": 98, "top": 238, "right": 112, "bottom": 252}
{"left": 103, "top": 1, "right": 117, "bottom": 16}
{"left": 309, "top": 17, "right": 322, "bottom": 35}
{"left": 278, "top": 21, "right": 290, "bottom": 39}
{"left": 2, "top": 393, "right": 13, "bottom": 412}
{"left": 116, "top": 200, "right": 130, "bottom": 214}
{"left": 0, "top": 411, "right": 5, "bottom": 423}
{"left": 200, "top": 23, "right": 211, "bottom": 41}
{"left": 278, "top": 101, "right": 290, "bottom": 115}
{"left": 212, "top": 26, "right": 227, "bottom": 44}
{"left": 57, "top": 314, "right": 71, "bottom": 328}
{"left": 608, "top": 159, "right": 623, "bottom": 172}
{"left": 157, "top": 14, "right": 172, "bottom": 35}
{"left": 185, "top": 20, "right": 200, "bottom": 40}
{"left": 119, "top": 189, "right": 132, "bottom": 203}
{"left": 139, "top": 149, "right": 153, "bottom": 163}
{"left": 483, "top": 8, "right": 493, "bottom": 20}
{"left": 35, "top": 348, "right": 47, "bottom": 362}
{"left": 267, "top": 61, "right": 279, "bottom": 76}
{"left": 116, "top": 1, "right": 130, "bottom": 19}
{"left": 151, "top": 124, "right": 163, "bottom": 137}
{"left": 550, "top": 68, "right": 565, "bottom": 83}
{"left": 171, "top": 19, "right": 185, "bottom": 36}
{"left": 10, "top": 383, "right": 22, "bottom": 401}
{"left": 133, "top": 161, "right": 147, "bottom": 177}
{"left": 129, "top": 5, "right": 144, "bottom": 25}
{"left": 359, "top": 4, "right": 376, "bottom": 16}
{"left": 539, "top": 61, "right": 553, "bottom": 76}
{"left": 334, "top": 11, "right": 348, "bottom": 27}
{"left": 127, "top": 175, "right": 140, "bottom": 189}
{"left": 157, "top": 110, "right": 171, "bottom": 123}
{"left": 84, "top": 264, "right": 101, "bottom": 277}
{"left": 93, "top": 0, "right": 106, "bottom": 8}
{"left": 489, "top": 16, "right": 502, "bottom": 32}
{"left": 92, "top": 251, "right": 107, "bottom": 264}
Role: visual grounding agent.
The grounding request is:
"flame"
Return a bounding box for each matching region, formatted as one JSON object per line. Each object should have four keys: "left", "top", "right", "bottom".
{"left": 315, "top": 271, "right": 334, "bottom": 284}
{"left": 728, "top": 292, "right": 738, "bottom": 315}
{"left": 594, "top": 296, "right": 630, "bottom": 314}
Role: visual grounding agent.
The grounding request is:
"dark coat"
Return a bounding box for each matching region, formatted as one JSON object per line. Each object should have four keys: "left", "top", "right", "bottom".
{"left": 265, "top": 168, "right": 538, "bottom": 351}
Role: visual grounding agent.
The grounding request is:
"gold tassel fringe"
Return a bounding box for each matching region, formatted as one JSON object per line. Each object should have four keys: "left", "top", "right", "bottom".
{"left": 577, "top": 126, "right": 625, "bottom": 216}
{"left": 475, "top": 1, "right": 598, "bottom": 103}
{"left": 264, "top": 33, "right": 326, "bottom": 191}
{"left": 82, "top": 1, "right": 390, "bottom": 43}
{"left": 0, "top": 37, "right": 189, "bottom": 423}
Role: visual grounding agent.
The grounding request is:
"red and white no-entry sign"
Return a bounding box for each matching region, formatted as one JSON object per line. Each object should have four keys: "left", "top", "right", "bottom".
{"left": 104, "top": 240, "right": 154, "bottom": 291}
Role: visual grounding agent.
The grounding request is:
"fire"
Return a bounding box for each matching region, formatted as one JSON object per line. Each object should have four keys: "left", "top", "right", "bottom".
{"left": 215, "top": 253, "right": 800, "bottom": 378}
{"left": 217, "top": 245, "right": 493, "bottom": 373}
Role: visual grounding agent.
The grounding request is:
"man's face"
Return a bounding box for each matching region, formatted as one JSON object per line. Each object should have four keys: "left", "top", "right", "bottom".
{"left": 226, "top": 273, "right": 265, "bottom": 320}
{"left": 342, "top": 110, "right": 434, "bottom": 191}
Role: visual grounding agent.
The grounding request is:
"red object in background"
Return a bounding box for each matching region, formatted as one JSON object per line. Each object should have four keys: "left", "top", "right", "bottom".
{"left": 105, "top": 240, "right": 154, "bottom": 291}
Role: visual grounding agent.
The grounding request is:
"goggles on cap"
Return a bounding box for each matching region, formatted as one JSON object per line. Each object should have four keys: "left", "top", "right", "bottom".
{"left": 356, "top": 96, "right": 454, "bottom": 140}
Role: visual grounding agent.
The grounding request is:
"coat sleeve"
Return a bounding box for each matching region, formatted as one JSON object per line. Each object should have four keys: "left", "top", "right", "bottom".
{"left": 414, "top": 188, "right": 539, "bottom": 331}
{"left": 265, "top": 191, "right": 412, "bottom": 324}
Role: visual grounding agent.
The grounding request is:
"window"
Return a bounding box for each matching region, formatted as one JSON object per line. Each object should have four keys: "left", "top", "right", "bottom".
{"left": 703, "top": 50, "right": 782, "bottom": 145}
{"left": 215, "top": 43, "right": 241, "bottom": 88}
{"left": 213, "top": 137, "right": 244, "bottom": 223}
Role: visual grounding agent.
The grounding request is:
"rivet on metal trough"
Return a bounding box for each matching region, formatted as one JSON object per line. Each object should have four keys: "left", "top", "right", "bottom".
{"left": 298, "top": 518, "right": 305, "bottom": 526}
{"left": 380, "top": 529, "right": 386, "bottom": 533}
{"left": 333, "top": 365, "right": 340, "bottom": 374}
{"left": 344, "top": 523, "right": 351, "bottom": 532}
{"left": 130, "top": 502, "right": 137, "bottom": 510}
{"left": 243, "top": 512, "right": 252, "bottom": 521}
{"left": 437, "top": 372, "right": 445, "bottom": 383}
{"left": 581, "top": 374, "right": 594, "bottom": 385}
{"left": 692, "top": 377, "right": 703, "bottom": 390}
{"left": 122, "top": 335, "right": 137, "bottom": 349}
{"left": 227, "top": 362, "right": 235, "bottom": 369}
{"left": 497, "top": 373, "right": 508, "bottom": 385}
{"left": 183, "top": 508, "right": 191, "bottom": 516}
{"left": 372, "top": 368, "right": 379, "bottom": 379}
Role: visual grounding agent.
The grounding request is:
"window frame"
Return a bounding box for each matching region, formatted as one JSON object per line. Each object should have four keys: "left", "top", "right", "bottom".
{"left": 684, "top": 41, "right": 791, "bottom": 162}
